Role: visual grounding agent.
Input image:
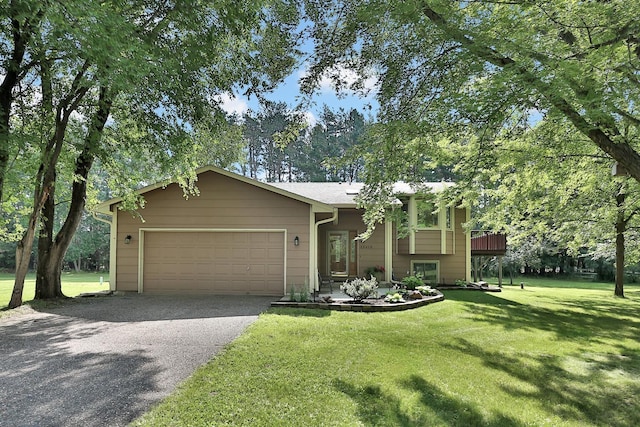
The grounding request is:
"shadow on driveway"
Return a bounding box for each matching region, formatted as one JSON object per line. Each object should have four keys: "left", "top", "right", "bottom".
{"left": 0, "top": 294, "right": 275, "bottom": 427}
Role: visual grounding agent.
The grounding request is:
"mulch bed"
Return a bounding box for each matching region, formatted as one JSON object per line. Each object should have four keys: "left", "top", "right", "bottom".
{"left": 270, "top": 290, "right": 445, "bottom": 312}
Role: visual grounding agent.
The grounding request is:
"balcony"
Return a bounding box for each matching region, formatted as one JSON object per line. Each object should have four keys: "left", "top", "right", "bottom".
{"left": 471, "top": 232, "right": 507, "bottom": 256}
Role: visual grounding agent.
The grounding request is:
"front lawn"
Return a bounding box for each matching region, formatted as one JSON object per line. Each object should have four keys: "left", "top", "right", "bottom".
{"left": 133, "top": 283, "right": 640, "bottom": 426}
{"left": 0, "top": 272, "right": 110, "bottom": 308}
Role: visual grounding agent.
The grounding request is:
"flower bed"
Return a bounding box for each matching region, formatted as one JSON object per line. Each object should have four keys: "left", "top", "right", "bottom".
{"left": 271, "top": 290, "right": 444, "bottom": 312}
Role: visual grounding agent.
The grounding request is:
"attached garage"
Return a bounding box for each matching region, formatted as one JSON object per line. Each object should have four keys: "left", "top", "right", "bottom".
{"left": 141, "top": 230, "right": 286, "bottom": 295}
{"left": 97, "top": 166, "right": 335, "bottom": 296}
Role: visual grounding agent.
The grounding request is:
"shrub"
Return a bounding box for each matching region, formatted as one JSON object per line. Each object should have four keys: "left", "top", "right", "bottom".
{"left": 384, "top": 292, "right": 405, "bottom": 303}
{"left": 455, "top": 279, "right": 467, "bottom": 287}
{"left": 416, "top": 285, "right": 437, "bottom": 296}
{"left": 401, "top": 275, "right": 424, "bottom": 290}
{"left": 340, "top": 277, "right": 379, "bottom": 302}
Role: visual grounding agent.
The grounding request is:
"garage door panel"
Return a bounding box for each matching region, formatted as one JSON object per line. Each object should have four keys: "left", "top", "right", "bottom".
{"left": 143, "top": 231, "right": 284, "bottom": 295}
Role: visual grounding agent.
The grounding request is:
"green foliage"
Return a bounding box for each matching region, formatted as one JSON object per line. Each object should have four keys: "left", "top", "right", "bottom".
{"left": 401, "top": 275, "right": 424, "bottom": 291}
{"left": 302, "top": 1, "right": 640, "bottom": 289}
{"left": 364, "top": 265, "right": 385, "bottom": 278}
{"left": 289, "top": 285, "right": 310, "bottom": 303}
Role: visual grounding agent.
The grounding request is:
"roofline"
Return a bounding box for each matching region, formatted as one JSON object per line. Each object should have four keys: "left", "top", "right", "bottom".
{"left": 94, "top": 165, "right": 335, "bottom": 215}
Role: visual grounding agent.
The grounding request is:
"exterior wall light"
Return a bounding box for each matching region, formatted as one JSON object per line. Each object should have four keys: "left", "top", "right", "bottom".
{"left": 294, "top": 236, "right": 300, "bottom": 246}
{"left": 124, "top": 235, "right": 132, "bottom": 244}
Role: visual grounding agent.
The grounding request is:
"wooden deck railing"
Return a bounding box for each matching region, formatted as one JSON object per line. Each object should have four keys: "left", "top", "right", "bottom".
{"left": 471, "top": 232, "right": 507, "bottom": 256}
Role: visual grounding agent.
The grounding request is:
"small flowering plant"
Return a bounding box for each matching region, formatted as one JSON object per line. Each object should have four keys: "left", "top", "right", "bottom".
{"left": 416, "top": 285, "right": 437, "bottom": 296}
{"left": 384, "top": 292, "right": 405, "bottom": 303}
{"left": 340, "top": 277, "right": 379, "bottom": 302}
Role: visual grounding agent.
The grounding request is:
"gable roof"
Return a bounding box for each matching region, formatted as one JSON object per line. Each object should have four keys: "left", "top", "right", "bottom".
{"left": 270, "top": 181, "right": 453, "bottom": 208}
{"left": 94, "top": 165, "right": 335, "bottom": 215}
{"left": 94, "top": 165, "right": 453, "bottom": 215}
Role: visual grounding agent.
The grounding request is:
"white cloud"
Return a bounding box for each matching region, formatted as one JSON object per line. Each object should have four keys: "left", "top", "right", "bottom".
{"left": 215, "top": 93, "right": 249, "bottom": 116}
{"left": 301, "top": 64, "right": 378, "bottom": 98}
{"left": 304, "top": 111, "right": 317, "bottom": 127}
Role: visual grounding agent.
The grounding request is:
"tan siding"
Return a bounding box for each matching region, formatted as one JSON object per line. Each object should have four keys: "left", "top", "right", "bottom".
{"left": 446, "top": 231, "right": 454, "bottom": 255}
{"left": 396, "top": 236, "right": 409, "bottom": 254}
{"left": 414, "top": 230, "right": 441, "bottom": 254}
{"left": 115, "top": 171, "right": 310, "bottom": 294}
{"left": 391, "top": 207, "right": 468, "bottom": 284}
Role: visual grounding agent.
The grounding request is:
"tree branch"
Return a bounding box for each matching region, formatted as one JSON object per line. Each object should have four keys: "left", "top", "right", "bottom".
{"left": 420, "top": 3, "right": 640, "bottom": 184}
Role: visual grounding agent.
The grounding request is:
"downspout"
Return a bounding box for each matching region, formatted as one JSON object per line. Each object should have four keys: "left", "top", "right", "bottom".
{"left": 313, "top": 208, "right": 338, "bottom": 291}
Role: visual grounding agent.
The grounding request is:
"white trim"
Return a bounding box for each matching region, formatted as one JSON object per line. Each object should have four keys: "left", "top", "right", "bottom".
{"left": 110, "top": 210, "right": 117, "bottom": 291}
{"left": 451, "top": 207, "right": 456, "bottom": 255}
{"left": 137, "top": 228, "right": 287, "bottom": 294}
{"left": 409, "top": 197, "right": 416, "bottom": 254}
{"left": 314, "top": 210, "right": 338, "bottom": 290}
{"left": 309, "top": 209, "right": 315, "bottom": 292}
{"left": 465, "top": 207, "right": 472, "bottom": 282}
{"left": 384, "top": 219, "right": 393, "bottom": 282}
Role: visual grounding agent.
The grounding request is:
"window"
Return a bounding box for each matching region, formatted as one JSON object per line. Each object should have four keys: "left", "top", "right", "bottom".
{"left": 411, "top": 261, "right": 439, "bottom": 285}
{"left": 416, "top": 198, "right": 438, "bottom": 229}
{"left": 415, "top": 197, "right": 452, "bottom": 230}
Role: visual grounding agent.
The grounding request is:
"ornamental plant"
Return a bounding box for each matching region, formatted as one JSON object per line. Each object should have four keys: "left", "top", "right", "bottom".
{"left": 416, "top": 285, "right": 437, "bottom": 296}
{"left": 401, "top": 275, "right": 424, "bottom": 290}
{"left": 340, "top": 277, "right": 379, "bottom": 302}
{"left": 384, "top": 292, "right": 405, "bottom": 303}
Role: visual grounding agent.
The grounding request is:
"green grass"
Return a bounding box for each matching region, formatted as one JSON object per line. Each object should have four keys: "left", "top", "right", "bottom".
{"left": 0, "top": 271, "right": 110, "bottom": 308}
{"left": 484, "top": 275, "right": 617, "bottom": 290}
{"left": 132, "top": 282, "right": 640, "bottom": 426}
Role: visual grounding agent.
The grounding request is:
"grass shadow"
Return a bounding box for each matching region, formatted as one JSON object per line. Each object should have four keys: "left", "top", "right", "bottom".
{"left": 441, "top": 338, "right": 640, "bottom": 426}
{"left": 445, "top": 289, "right": 640, "bottom": 345}
{"left": 333, "top": 376, "right": 524, "bottom": 426}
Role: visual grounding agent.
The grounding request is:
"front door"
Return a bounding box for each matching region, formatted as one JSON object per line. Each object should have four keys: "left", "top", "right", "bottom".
{"left": 328, "top": 231, "right": 357, "bottom": 278}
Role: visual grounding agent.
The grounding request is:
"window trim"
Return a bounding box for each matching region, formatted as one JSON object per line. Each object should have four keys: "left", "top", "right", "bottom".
{"left": 410, "top": 260, "right": 440, "bottom": 285}
{"left": 411, "top": 197, "right": 453, "bottom": 231}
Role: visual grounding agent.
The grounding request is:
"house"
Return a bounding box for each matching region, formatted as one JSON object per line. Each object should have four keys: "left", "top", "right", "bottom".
{"left": 96, "top": 166, "right": 471, "bottom": 295}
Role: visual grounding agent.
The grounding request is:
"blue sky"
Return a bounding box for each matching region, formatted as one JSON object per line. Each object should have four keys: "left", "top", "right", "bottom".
{"left": 217, "top": 63, "right": 380, "bottom": 125}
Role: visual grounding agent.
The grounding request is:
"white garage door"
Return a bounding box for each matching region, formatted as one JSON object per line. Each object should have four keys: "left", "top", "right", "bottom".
{"left": 142, "top": 231, "right": 285, "bottom": 295}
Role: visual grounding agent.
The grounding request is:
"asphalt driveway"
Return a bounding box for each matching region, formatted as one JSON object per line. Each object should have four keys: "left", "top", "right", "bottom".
{"left": 0, "top": 293, "right": 275, "bottom": 427}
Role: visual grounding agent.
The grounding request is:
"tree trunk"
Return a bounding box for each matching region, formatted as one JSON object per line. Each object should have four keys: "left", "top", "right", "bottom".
{"left": 35, "top": 171, "right": 65, "bottom": 300}
{"left": 9, "top": 227, "right": 37, "bottom": 308}
{"left": 614, "top": 191, "right": 626, "bottom": 297}
{"left": 7, "top": 59, "right": 90, "bottom": 307}
{"left": 35, "top": 245, "right": 65, "bottom": 300}
{"left": 34, "top": 86, "right": 113, "bottom": 299}
{"left": 0, "top": 2, "right": 42, "bottom": 205}
{"left": 8, "top": 179, "right": 55, "bottom": 308}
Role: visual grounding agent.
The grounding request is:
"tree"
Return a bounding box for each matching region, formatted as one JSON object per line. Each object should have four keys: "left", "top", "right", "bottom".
{"left": 302, "top": 1, "right": 640, "bottom": 296}
{"left": 3, "top": 0, "right": 300, "bottom": 308}
{"left": 302, "top": 107, "right": 367, "bottom": 182}
{"left": 463, "top": 118, "right": 640, "bottom": 296}
{"left": 240, "top": 101, "right": 305, "bottom": 182}
{"left": 304, "top": 1, "right": 640, "bottom": 182}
